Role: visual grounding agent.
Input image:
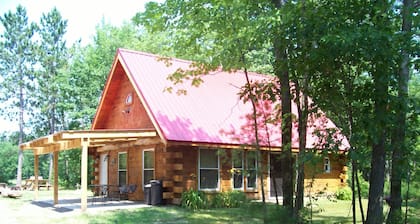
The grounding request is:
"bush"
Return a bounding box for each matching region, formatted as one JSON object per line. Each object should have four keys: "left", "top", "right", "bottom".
{"left": 181, "top": 190, "right": 248, "bottom": 210}
{"left": 224, "top": 190, "right": 248, "bottom": 207}
{"left": 336, "top": 187, "right": 352, "bottom": 200}
{"left": 181, "top": 189, "right": 207, "bottom": 210}
{"left": 210, "top": 190, "right": 248, "bottom": 208}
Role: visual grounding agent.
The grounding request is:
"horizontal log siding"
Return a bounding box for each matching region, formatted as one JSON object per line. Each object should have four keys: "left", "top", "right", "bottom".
{"left": 304, "top": 154, "right": 347, "bottom": 194}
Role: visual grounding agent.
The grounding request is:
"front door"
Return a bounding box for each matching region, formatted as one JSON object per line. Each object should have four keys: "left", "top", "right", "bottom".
{"left": 100, "top": 153, "right": 108, "bottom": 185}
{"left": 270, "top": 153, "right": 283, "bottom": 197}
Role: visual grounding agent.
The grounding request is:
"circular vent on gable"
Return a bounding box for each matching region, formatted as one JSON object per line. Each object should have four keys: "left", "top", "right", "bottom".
{"left": 125, "top": 93, "right": 133, "bottom": 105}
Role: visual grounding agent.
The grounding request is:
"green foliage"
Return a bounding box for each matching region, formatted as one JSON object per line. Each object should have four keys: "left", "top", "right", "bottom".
{"left": 181, "top": 189, "right": 208, "bottom": 210}
{"left": 33, "top": 7, "right": 68, "bottom": 135}
{"left": 0, "top": 141, "right": 18, "bottom": 183}
{"left": 335, "top": 187, "right": 352, "bottom": 201}
{"left": 181, "top": 190, "right": 248, "bottom": 210}
{"left": 210, "top": 190, "right": 248, "bottom": 208}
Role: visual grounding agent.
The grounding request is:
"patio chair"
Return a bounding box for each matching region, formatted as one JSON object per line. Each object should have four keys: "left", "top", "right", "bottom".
{"left": 118, "top": 184, "right": 137, "bottom": 200}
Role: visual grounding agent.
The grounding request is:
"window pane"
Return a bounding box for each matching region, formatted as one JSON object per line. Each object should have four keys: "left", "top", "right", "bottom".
{"left": 200, "top": 149, "right": 218, "bottom": 168}
{"left": 144, "top": 151, "right": 154, "bottom": 169}
{"left": 324, "top": 158, "right": 330, "bottom": 173}
{"left": 119, "top": 171, "right": 127, "bottom": 186}
{"left": 247, "top": 170, "right": 257, "bottom": 188}
{"left": 143, "top": 170, "right": 154, "bottom": 186}
{"left": 233, "top": 173, "right": 243, "bottom": 189}
{"left": 232, "top": 151, "right": 243, "bottom": 168}
{"left": 200, "top": 169, "right": 218, "bottom": 189}
{"left": 247, "top": 151, "right": 256, "bottom": 169}
{"left": 119, "top": 153, "right": 127, "bottom": 169}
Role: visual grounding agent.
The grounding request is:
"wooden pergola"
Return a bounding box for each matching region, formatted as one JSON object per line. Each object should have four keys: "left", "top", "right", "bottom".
{"left": 20, "top": 129, "right": 159, "bottom": 212}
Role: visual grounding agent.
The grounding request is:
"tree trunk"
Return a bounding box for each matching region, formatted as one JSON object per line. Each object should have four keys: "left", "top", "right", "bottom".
{"left": 356, "top": 167, "right": 366, "bottom": 223}
{"left": 366, "top": 71, "right": 388, "bottom": 224}
{"left": 16, "top": 80, "right": 25, "bottom": 187}
{"left": 387, "top": 0, "right": 412, "bottom": 223}
{"left": 272, "top": 0, "right": 293, "bottom": 211}
{"left": 244, "top": 67, "right": 266, "bottom": 204}
{"left": 294, "top": 78, "right": 308, "bottom": 214}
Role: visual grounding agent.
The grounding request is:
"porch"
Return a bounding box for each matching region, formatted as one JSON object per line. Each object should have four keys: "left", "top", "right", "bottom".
{"left": 31, "top": 197, "right": 149, "bottom": 214}
{"left": 20, "top": 129, "right": 161, "bottom": 212}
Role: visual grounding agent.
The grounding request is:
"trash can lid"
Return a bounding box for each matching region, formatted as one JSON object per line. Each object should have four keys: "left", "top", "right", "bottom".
{"left": 150, "top": 180, "right": 160, "bottom": 184}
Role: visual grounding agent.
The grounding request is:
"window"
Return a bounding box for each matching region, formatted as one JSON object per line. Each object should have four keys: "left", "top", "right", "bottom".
{"left": 324, "top": 157, "right": 331, "bottom": 173}
{"left": 143, "top": 149, "right": 155, "bottom": 186}
{"left": 246, "top": 151, "right": 257, "bottom": 189}
{"left": 118, "top": 152, "right": 127, "bottom": 186}
{"left": 199, "top": 148, "right": 219, "bottom": 190}
{"left": 232, "top": 151, "right": 244, "bottom": 190}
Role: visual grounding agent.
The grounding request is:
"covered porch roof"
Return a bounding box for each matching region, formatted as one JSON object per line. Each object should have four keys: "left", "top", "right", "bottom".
{"left": 20, "top": 129, "right": 159, "bottom": 155}
{"left": 19, "top": 129, "right": 160, "bottom": 212}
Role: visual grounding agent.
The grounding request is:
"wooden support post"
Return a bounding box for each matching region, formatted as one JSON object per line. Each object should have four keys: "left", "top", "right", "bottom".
{"left": 53, "top": 151, "right": 59, "bottom": 205}
{"left": 80, "top": 139, "right": 89, "bottom": 212}
{"left": 34, "top": 154, "right": 39, "bottom": 200}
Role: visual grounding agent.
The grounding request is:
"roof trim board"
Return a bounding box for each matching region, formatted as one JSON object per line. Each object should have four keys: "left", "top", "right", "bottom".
{"left": 91, "top": 52, "right": 120, "bottom": 129}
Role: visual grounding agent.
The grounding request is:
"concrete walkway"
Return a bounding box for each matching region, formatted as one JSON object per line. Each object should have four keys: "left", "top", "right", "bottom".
{"left": 31, "top": 198, "right": 151, "bottom": 214}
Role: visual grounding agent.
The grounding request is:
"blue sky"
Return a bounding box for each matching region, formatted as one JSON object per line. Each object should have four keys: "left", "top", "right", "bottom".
{"left": 0, "top": 0, "right": 158, "bottom": 133}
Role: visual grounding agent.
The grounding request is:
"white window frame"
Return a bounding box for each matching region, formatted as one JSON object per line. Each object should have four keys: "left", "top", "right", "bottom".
{"left": 232, "top": 150, "right": 244, "bottom": 190}
{"left": 118, "top": 152, "right": 127, "bottom": 186}
{"left": 198, "top": 148, "right": 220, "bottom": 191}
{"left": 246, "top": 151, "right": 258, "bottom": 190}
{"left": 143, "top": 149, "right": 155, "bottom": 188}
{"left": 324, "top": 157, "right": 331, "bottom": 173}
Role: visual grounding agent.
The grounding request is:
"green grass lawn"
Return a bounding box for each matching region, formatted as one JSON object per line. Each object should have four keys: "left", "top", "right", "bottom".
{"left": 1, "top": 190, "right": 419, "bottom": 224}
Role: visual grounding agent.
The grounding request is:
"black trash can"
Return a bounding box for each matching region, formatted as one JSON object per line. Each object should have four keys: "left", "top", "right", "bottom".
{"left": 150, "top": 180, "right": 163, "bottom": 205}
{"left": 144, "top": 184, "right": 151, "bottom": 205}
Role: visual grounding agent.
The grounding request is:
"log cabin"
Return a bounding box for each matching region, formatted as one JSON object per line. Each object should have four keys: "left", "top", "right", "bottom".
{"left": 21, "top": 49, "right": 349, "bottom": 210}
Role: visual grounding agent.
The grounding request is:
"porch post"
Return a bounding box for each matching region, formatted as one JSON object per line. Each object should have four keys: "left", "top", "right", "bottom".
{"left": 34, "top": 154, "right": 39, "bottom": 200}
{"left": 53, "top": 151, "right": 59, "bottom": 205}
{"left": 81, "top": 139, "right": 89, "bottom": 212}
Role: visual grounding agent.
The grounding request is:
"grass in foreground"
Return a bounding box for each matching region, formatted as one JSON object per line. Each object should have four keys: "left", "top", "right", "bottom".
{"left": 2, "top": 190, "right": 419, "bottom": 224}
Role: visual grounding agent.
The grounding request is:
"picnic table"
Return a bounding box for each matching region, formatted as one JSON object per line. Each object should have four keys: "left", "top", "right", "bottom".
{"left": 22, "top": 177, "right": 51, "bottom": 190}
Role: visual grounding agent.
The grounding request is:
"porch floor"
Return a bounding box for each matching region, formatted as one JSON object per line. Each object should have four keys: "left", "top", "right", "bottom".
{"left": 31, "top": 198, "right": 151, "bottom": 213}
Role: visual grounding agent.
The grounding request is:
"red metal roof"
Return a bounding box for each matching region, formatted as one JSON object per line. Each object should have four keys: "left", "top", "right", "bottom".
{"left": 116, "top": 48, "right": 349, "bottom": 150}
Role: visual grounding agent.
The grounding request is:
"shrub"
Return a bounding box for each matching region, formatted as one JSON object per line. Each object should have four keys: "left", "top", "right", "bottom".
{"left": 181, "top": 189, "right": 207, "bottom": 210}
{"left": 181, "top": 190, "right": 248, "bottom": 210}
{"left": 210, "top": 191, "right": 248, "bottom": 208}
{"left": 336, "top": 187, "right": 352, "bottom": 200}
{"left": 224, "top": 190, "right": 248, "bottom": 208}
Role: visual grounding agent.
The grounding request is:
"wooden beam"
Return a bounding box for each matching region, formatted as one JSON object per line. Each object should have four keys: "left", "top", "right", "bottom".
{"left": 60, "top": 130, "right": 156, "bottom": 140}
{"left": 31, "top": 135, "right": 55, "bottom": 147}
{"left": 34, "top": 155, "right": 39, "bottom": 200}
{"left": 80, "top": 139, "right": 89, "bottom": 212}
{"left": 134, "top": 137, "right": 162, "bottom": 146}
{"left": 96, "top": 137, "right": 162, "bottom": 152}
{"left": 53, "top": 151, "right": 59, "bottom": 205}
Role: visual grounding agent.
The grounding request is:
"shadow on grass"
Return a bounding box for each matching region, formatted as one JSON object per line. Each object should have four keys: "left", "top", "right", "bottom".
{"left": 84, "top": 203, "right": 296, "bottom": 224}
{"left": 77, "top": 199, "right": 420, "bottom": 224}
{"left": 86, "top": 206, "right": 188, "bottom": 224}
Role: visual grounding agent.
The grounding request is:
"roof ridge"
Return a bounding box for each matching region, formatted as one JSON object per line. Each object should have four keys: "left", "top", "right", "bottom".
{"left": 118, "top": 48, "right": 276, "bottom": 80}
{"left": 117, "top": 48, "right": 193, "bottom": 65}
